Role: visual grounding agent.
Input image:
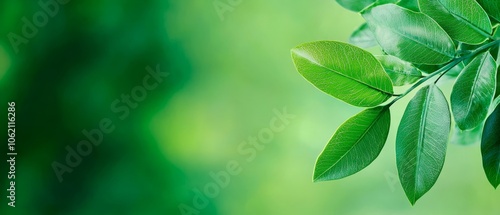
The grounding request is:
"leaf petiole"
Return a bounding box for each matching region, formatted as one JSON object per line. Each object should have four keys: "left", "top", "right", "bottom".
{"left": 386, "top": 39, "right": 500, "bottom": 108}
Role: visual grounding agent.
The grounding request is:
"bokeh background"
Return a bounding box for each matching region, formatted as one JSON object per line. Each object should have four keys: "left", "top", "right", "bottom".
{"left": 1, "top": 0, "right": 499, "bottom": 214}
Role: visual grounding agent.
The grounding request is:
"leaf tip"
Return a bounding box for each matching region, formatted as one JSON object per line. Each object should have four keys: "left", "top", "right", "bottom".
{"left": 493, "top": 183, "right": 499, "bottom": 189}
{"left": 408, "top": 196, "right": 418, "bottom": 206}
{"left": 403, "top": 191, "right": 420, "bottom": 206}
{"left": 312, "top": 176, "right": 325, "bottom": 183}
{"left": 312, "top": 171, "right": 324, "bottom": 183}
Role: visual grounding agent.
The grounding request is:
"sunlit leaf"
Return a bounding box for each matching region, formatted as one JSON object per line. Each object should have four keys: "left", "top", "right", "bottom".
{"left": 451, "top": 52, "right": 497, "bottom": 130}
{"left": 314, "top": 106, "right": 390, "bottom": 181}
{"left": 336, "top": 0, "right": 397, "bottom": 12}
{"left": 349, "top": 23, "right": 378, "bottom": 48}
{"left": 476, "top": 0, "right": 500, "bottom": 23}
{"left": 419, "top": 0, "right": 492, "bottom": 44}
{"left": 291, "top": 41, "right": 394, "bottom": 107}
{"left": 396, "top": 84, "right": 450, "bottom": 204}
{"left": 362, "top": 4, "right": 456, "bottom": 65}
{"left": 376, "top": 55, "right": 422, "bottom": 86}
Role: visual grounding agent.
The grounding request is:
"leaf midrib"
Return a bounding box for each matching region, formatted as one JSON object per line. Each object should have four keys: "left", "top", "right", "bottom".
{"left": 436, "top": 0, "right": 490, "bottom": 38}
{"left": 386, "top": 68, "right": 422, "bottom": 78}
{"left": 373, "top": 12, "right": 454, "bottom": 59}
{"left": 295, "top": 51, "right": 393, "bottom": 96}
{"left": 464, "top": 54, "right": 488, "bottom": 122}
{"left": 315, "top": 108, "right": 388, "bottom": 180}
{"left": 413, "top": 86, "right": 433, "bottom": 200}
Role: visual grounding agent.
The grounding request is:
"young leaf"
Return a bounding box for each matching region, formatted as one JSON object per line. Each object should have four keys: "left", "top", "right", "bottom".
{"left": 482, "top": 104, "right": 500, "bottom": 188}
{"left": 314, "top": 106, "right": 390, "bottom": 182}
{"left": 362, "top": 4, "right": 456, "bottom": 65}
{"left": 376, "top": 55, "right": 422, "bottom": 86}
{"left": 476, "top": 0, "right": 500, "bottom": 23}
{"left": 335, "top": 0, "right": 397, "bottom": 12}
{"left": 419, "top": 0, "right": 492, "bottom": 45}
{"left": 451, "top": 52, "right": 497, "bottom": 130}
{"left": 349, "top": 23, "right": 378, "bottom": 48}
{"left": 396, "top": 84, "right": 450, "bottom": 205}
{"left": 291, "top": 41, "right": 394, "bottom": 107}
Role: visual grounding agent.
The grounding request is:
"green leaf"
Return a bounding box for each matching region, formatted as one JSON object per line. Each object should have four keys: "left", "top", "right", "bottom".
{"left": 482, "top": 103, "right": 500, "bottom": 188}
{"left": 349, "top": 23, "right": 378, "bottom": 48}
{"left": 445, "top": 62, "right": 466, "bottom": 77}
{"left": 396, "top": 84, "right": 450, "bottom": 204}
{"left": 336, "top": 0, "right": 376, "bottom": 12}
{"left": 362, "top": 4, "right": 456, "bottom": 65}
{"left": 415, "top": 62, "right": 464, "bottom": 76}
{"left": 496, "top": 67, "right": 500, "bottom": 99}
{"left": 398, "top": 0, "right": 419, "bottom": 11}
{"left": 314, "top": 106, "right": 391, "bottom": 181}
{"left": 291, "top": 41, "right": 394, "bottom": 107}
{"left": 476, "top": 0, "right": 500, "bottom": 23}
{"left": 492, "top": 43, "right": 500, "bottom": 99}
{"left": 451, "top": 52, "right": 497, "bottom": 130}
{"left": 419, "top": 0, "right": 492, "bottom": 44}
{"left": 335, "top": 0, "right": 397, "bottom": 12}
{"left": 376, "top": 55, "right": 422, "bottom": 86}
{"left": 415, "top": 64, "right": 441, "bottom": 74}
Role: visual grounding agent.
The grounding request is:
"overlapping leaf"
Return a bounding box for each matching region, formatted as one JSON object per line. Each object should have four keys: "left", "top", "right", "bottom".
{"left": 376, "top": 55, "right": 422, "bottom": 86}
{"left": 336, "top": 0, "right": 397, "bottom": 12}
{"left": 291, "top": 41, "right": 394, "bottom": 107}
{"left": 476, "top": 0, "right": 500, "bottom": 23}
{"left": 419, "top": 0, "right": 492, "bottom": 44}
{"left": 314, "top": 107, "right": 390, "bottom": 181}
{"left": 349, "top": 23, "right": 378, "bottom": 48}
{"left": 492, "top": 42, "right": 500, "bottom": 99}
{"left": 482, "top": 104, "right": 500, "bottom": 188}
{"left": 396, "top": 84, "right": 450, "bottom": 204}
{"left": 398, "top": 0, "right": 419, "bottom": 11}
{"left": 451, "top": 52, "right": 497, "bottom": 130}
{"left": 362, "top": 4, "right": 456, "bottom": 65}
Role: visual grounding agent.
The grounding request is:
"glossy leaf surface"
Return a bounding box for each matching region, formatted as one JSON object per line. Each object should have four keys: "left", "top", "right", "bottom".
{"left": 451, "top": 52, "right": 497, "bottom": 130}
{"left": 363, "top": 4, "right": 456, "bottom": 65}
{"left": 396, "top": 85, "right": 450, "bottom": 204}
{"left": 314, "top": 107, "right": 391, "bottom": 181}
{"left": 291, "top": 41, "right": 394, "bottom": 107}
{"left": 419, "top": 0, "right": 492, "bottom": 44}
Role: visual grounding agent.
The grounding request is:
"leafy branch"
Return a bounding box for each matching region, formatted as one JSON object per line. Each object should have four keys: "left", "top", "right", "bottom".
{"left": 390, "top": 39, "right": 500, "bottom": 107}
{"left": 292, "top": 0, "right": 500, "bottom": 205}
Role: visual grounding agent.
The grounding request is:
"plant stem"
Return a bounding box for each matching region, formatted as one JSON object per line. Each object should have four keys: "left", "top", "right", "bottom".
{"left": 386, "top": 39, "right": 500, "bottom": 108}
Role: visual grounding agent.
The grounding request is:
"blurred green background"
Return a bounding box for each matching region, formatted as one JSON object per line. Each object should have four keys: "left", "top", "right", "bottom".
{"left": 0, "top": 0, "right": 499, "bottom": 214}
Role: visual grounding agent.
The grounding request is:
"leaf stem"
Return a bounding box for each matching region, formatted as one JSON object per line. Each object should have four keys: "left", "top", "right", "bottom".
{"left": 386, "top": 39, "right": 500, "bottom": 108}
{"left": 434, "top": 39, "right": 500, "bottom": 83}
